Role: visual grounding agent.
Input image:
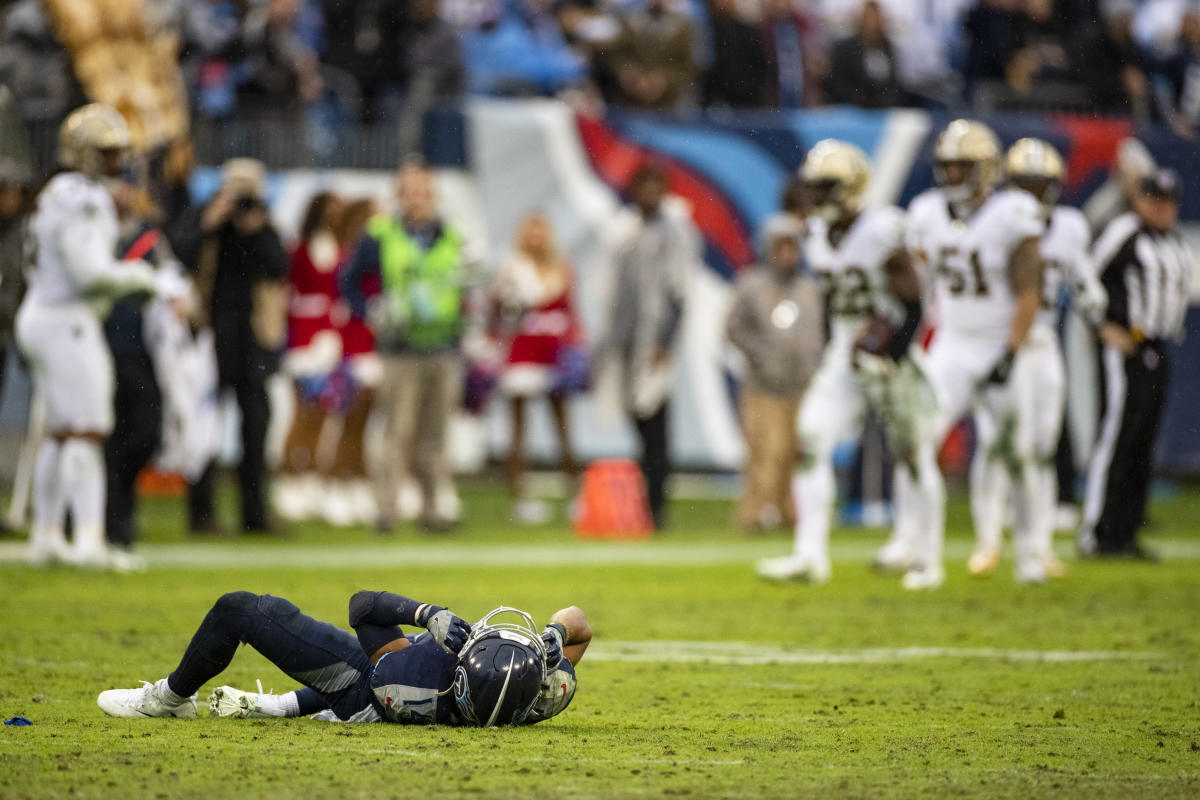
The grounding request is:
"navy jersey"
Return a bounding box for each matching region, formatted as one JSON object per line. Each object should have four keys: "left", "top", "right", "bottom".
{"left": 369, "top": 633, "right": 459, "bottom": 724}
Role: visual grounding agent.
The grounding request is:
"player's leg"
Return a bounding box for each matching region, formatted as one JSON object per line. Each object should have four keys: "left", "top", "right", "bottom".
{"left": 16, "top": 306, "right": 69, "bottom": 563}
{"left": 883, "top": 355, "right": 943, "bottom": 573}
{"left": 1029, "top": 335, "right": 1067, "bottom": 576}
{"left": 99, "top": 592, "right": 375, "bottom": 720}
{"left": 757, "top": 355, "right": 864, "bottom": 582}
{"left": 967, "top": 405, "right": 1008, "bottom": 575}
{"left": 40, "top": 310, "right": 116, "bottom": 567}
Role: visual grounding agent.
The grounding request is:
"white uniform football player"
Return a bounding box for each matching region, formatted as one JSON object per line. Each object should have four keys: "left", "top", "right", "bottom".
{"left": 755, "top": 140, "right": 927, "bottom": 584}
{"left": 16, "top": 104, "right": 159, "bottom": 568}
{"left": 910, "top": 119, "right": 1047, "bottom": 587}
{"left": 967, "top": 139, "right": 1107, "bottom": 578}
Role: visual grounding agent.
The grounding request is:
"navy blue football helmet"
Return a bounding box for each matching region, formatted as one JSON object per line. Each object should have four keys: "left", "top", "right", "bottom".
{"left": 451, "top": 607, "right": 547, "bottom": 727}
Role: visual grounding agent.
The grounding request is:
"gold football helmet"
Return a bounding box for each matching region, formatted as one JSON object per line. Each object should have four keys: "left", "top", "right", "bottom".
{"left": 1005, "top": 137, "right": 1065, "bottom": 208}
{"left": 58, "top": 103, "right": 131, "bottom": 179}
{"left": 799, "top": 139, "right": 870, "bottom": 223}
{"left": 933, "top": 119, "right": 1001, "bottom": 204}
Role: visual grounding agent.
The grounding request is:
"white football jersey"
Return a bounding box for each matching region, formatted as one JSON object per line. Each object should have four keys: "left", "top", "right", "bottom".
{"left": 25, "top": 172, "right": 156, "bottom": 309}
{"left": 1038, "top": 205, "right": 1105, "bottom": 326}
{"left": 922, "top": 188, "right": 1044, "bottom": 343}
{"left": 805, "top": 206, "right": 905, "bottom": 347}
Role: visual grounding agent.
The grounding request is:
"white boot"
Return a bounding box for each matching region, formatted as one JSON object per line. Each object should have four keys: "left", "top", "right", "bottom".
{"left": 97, "top": 678, "right": 197, "bottom": 718}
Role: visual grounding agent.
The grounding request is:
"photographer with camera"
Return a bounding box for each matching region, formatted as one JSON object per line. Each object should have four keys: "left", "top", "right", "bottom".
{"left": 174, "top": 158, "right": 288, "bottom": 535}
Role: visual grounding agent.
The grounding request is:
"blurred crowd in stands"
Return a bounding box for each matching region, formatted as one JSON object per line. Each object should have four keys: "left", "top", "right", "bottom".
{"left": 3, "top": 0, "right": 1200, "bottom": 138}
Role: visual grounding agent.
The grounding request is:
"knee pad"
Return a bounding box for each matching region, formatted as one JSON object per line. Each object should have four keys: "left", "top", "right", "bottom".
{"left": 215, "top": 591, "right": 259, "bottom": 614}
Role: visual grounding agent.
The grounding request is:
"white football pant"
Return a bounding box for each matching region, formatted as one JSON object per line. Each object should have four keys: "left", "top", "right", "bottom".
{"left": 792, "top": 347, "right": 927, "bottom": 570}
{"left": 969, "top": 325, "right": 1064, "bottom": 567}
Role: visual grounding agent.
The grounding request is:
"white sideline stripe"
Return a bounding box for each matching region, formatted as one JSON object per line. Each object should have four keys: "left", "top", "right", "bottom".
{"left": 2, "top": 538, "right": 1199, "bottom": 567}
{"left": 589, "top": 641, "right": 1164, "bottom": 665}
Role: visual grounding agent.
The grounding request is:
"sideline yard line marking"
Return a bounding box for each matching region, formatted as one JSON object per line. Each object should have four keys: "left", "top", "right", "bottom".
{"left": 2, "top": 538, "right": 1198, "bottom": 567}
{"left": 589, "top": 641, "right": 1164, "bottom": 665}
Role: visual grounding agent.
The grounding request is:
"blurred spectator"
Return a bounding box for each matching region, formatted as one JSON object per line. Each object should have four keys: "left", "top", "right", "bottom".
{"left": 964, "top": 0, "right": 1075, "bottom": 107}
{"left": 604, "top": 165, "right": 696, "bottom": 529}
{"left": 340, "top": 161, "right": 467, "bottom": 532}
{"left": 492, "top": 213, "right": 583, "bottom": 525}
{"left": 1083, "top": 136, "right": 1157, "bottom": 236}
{"left": 704, "top": 0, "right": 768, "bottom": 108}
{"left": 1076, "top": 0, "right": 1157, "bottom": 119}
{"left": 104, "top": 185, "right": 191, "bottom": 559}
{"left": 601, "top": 0, "right": 698, "bottom": 109}
{"left": 463, "top": 0, "right": 587, "bottom": 96}
{"left": 0, "top": 155, "right": 30, "bottom": 410}
{"left": 824, "top": 1, "right": 903, "bottom": 108}
{"left": 1149, "top": 3, "right": 1200, "bottom": 135}
{"left": 0, "top": 0, "right": 81, "bottom": 123}
{"left": 725, "top": 215, "right": 823, "bottom": 531}
{"left": 238, "top": 0, "right": 324, "bottom": 113}
{"left": 319, "top": 0, "right": 406, "bottom": 120}
{"left": 174, "top": 158, "right": 289, "bottom": 534}
{"left": 395, "top": 0, "right": 465, "bottom": 157}
{"left": 761, "top": 0, "right": 825, "bottom": 108}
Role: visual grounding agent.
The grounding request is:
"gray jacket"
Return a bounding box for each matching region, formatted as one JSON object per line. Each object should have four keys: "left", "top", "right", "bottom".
{"left": 726, "top": 265, "right": 823, "bottom": 399}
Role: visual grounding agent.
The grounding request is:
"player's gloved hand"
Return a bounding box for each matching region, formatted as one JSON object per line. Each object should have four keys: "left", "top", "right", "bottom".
{"left": 425, "top": 610, "right": 471, "bottom": 655}
{"left": 984, "top": 348, "right": 1016, "bottom": 385}
{"left": 540, "top": 623, "right": 566, "bottom": 669}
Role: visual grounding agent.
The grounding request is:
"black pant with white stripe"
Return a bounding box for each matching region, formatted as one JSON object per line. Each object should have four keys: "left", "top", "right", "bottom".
{"left": 1082, "top": 341, "right": 1170, "bottom": 554}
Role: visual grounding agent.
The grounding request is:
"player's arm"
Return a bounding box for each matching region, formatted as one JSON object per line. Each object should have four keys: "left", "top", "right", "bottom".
{"left": 1006, "top": 236, "right": 1041, "bottom": 350}
{"left": 883, "top": 248, "right": 923, "bottom": 361}
{"left": 543, "top": 606, "right": 592, "bottom": 667}
{"left": 348, "top": 590, "right": 471, "bottom": 664}
{"left": 987, "top": 236, "right": 1041, "bottom": 383}
{"left": 57, "top": 210, "right": 157, "bottom": 299}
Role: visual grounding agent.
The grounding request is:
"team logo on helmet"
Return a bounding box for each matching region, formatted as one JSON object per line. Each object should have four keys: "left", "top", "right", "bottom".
{"left": 450, "top": 607, "right": 548, "bottom": 727}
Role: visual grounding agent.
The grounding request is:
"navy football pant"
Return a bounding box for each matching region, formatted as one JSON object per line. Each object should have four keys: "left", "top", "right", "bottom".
{"left": 167, "top": 592, "right": 393, "bottom": 720}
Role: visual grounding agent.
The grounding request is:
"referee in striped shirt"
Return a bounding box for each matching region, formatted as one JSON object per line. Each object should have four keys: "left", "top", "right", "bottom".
{"left": 1080, "top": 168, "right": 1194, "bottom": 559}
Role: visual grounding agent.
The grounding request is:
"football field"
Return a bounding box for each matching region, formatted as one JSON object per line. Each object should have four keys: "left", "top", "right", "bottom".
{"left": 1, "top": 482, "right": 1198, "bottom": 799}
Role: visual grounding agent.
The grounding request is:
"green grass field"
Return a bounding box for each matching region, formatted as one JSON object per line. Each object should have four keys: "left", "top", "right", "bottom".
{"left": 1, "top": 480, "right": 1198, "bottom": 799}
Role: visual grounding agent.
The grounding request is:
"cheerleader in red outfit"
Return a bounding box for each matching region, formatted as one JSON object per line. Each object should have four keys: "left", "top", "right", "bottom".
{"left": 326, "top": 198, "right": 383, "bottom": 523}
{"left": 493, "top": 214, "right": 583, "bottom": 524}
{"left": 276, "top": 192, "right": 344, "bottom": 522}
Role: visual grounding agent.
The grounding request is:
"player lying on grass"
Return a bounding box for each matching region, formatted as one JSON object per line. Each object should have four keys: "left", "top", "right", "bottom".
{"left": 98, "top": 590, "right": 590, "bottom": 727}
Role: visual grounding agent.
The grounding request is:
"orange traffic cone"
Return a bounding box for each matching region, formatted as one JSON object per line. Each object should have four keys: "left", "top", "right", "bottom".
{"left": 573, "top": 460, "right": 654, "bottom": 539}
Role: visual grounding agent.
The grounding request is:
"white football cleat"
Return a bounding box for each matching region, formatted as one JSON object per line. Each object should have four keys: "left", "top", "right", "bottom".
{"left": 209, "top": 681, "right": 285, "bottom": 719}
{"left": 966, "top": 545, "right": 1001, "bottom": 576}
{"left": 97, "top": 678, "right": 197, "bottom": 718}
{"left": 107, "top": 547, "right": 147, "bottom": 574}
{"left": 25, "top": 528, "right": 71, "bottom": 566}
{"left": 872, "top": 539, "right": 912, "bottom": 573}
{"left": 1014, "top": 560, "right": 1047, "bottom": 585}
{"left": 901, "top": 563, "right": 944, "bottom": 591}
{"left": 755, "top": 555, "right": 831, "bottom": 584}
{"left": 321, "top": 482, "right": 358, "bottom": 528}
{"left": 1053, "top": 504, "right": 1079, "bottom": 532}
{"left": 1041, "top": 554, "right": 1067, "bottom": 579}
{"left": 272, "top": 474, "right": 314, "bottom": 521}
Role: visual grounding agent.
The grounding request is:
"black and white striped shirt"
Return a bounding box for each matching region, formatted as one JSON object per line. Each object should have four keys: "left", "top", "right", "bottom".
{"left": 1092, "top": 212, "right": 1194, "bottom": 342}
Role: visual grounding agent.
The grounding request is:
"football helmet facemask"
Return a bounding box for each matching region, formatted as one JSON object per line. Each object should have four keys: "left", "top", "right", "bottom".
{"left": 58, "top": 103, "right": 131, "bottom": 180}
{"left": 933, "top": 119, "right": 1001, "bottom": 205}
{"left": 799, "top": 139, "right": 870, "bottom": 224}
{"left": 449, "top": 607, "right": 547, "bottom": 727}
{"left": 1005, "top": 137, "right": 1065, "bottom": 210}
